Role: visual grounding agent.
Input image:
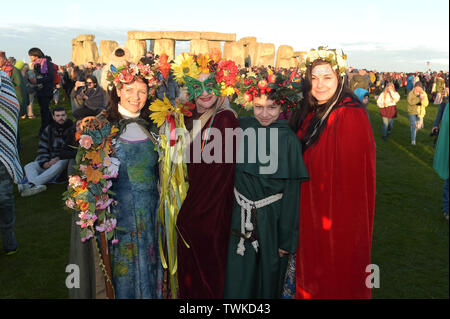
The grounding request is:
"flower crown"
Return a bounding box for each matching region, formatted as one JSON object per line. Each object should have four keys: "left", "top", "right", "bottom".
{"left": 171, "top": 52, "right": 239, "bottom": 97}
{"left": 234, "top": 69, "right": 303, "bottom": 111}
{"left": 300, "top": 46, "right": 348, "bottom": 77}
{"left": 106, "top": 54, "right": 171, "bottom": 95}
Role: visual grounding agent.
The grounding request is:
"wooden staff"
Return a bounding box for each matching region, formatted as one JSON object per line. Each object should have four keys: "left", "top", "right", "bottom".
{"left": 99, "top": 225, "right": 115, "bottom": 299}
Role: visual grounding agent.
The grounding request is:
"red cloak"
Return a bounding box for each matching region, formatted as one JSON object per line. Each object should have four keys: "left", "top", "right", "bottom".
{"left": 296, "top": 97, "right": 376, "bottom": 299}
{"left": 177, "top": 109, "right": 239, "bottom": 299}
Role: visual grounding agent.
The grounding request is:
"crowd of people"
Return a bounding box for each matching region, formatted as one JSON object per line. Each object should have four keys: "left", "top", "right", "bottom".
{"left": 0, "top": 45, "right": 448, "bottom": 300}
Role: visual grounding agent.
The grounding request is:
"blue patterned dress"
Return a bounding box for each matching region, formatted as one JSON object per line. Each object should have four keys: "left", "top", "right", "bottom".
{"left": 109, "top": 131, "right": 163, "bottom": 299}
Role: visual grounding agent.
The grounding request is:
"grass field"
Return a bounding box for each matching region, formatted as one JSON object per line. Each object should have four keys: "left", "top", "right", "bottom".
{"left": 0, "top": 90, "right": 448, "bottom": 299}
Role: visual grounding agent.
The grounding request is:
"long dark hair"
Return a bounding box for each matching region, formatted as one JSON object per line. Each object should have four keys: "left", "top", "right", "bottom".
{"left": 105, "top": 77, "right": 153, "bottom": 123}
{"left": 289, "top": 60, "right": 359, "bottom": 150}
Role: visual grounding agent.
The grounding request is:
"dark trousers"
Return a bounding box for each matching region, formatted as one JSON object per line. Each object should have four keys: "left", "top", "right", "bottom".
{"left": 0, "top": 162, "right": 16, "bottom": 251}
{"left": 37, "top": 95, "right": 54, "bottom": 135}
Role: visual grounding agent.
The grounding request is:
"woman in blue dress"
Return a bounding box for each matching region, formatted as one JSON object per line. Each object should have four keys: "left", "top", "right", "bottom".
{"left": 103, "top": 62, "right": 163, "bottom": 298}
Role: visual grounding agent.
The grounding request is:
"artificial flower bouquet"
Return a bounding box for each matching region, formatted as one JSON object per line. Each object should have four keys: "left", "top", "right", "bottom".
{"left": 63, "top": 118, "right": 121, "bottom": 244}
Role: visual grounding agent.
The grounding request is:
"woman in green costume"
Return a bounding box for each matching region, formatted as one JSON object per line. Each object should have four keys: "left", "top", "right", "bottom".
{"left": 224, "top": 70, "right": 308, "bottom": 298}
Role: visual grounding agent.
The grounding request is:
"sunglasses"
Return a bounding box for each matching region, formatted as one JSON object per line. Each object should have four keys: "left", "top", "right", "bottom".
{"left": 86, "top": 81, "right": 94, "bottom": 85}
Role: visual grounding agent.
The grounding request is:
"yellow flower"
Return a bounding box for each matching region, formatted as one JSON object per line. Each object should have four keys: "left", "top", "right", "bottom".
{"left": 196, "top": 54, "right": 211, "bottom": 74}
{"left": 172, "top": 53, "right": 200, "bottom": 84}
{"left": 149, "top": 95, "right": 174, "bottom": 127}
{"left": 221, "top": 86, "right": 236, "bottom": 96}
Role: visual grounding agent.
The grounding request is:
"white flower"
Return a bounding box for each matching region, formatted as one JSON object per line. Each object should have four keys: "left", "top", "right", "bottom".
{"left": 104, "top": 157, "right": 120, "bottom": 178}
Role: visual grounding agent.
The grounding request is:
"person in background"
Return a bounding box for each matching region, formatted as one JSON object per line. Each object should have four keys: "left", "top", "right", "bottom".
{"left": 350, "top": 69, "right": 370, "bottom": 91}
{"left": 19, "top": 107, "right": 74, "bottom": 197}
{"left": 354, "top": 88, "right": 370, "bottom": 118}
{"left": 407, "top": 82, "right": 429, "bottom": 145}
{"left": 377, "top": 83, "right": 400, "bottom": 141}
{"left": 0, "top": 52, "right": 29, "bottom": 118}
{"left": 406, "top": 73, "right": 415, "bottom": 96}
{"left": 28, "top": 47, "right": 55, "bottom": 136}
{"left": 71, "top": 75, "right": 106, "bottom": 121}
{"left": 21, "top": 63, "right": 36, "bottom": 118}
{"left": 0, "top": 71, "right": 24, "bottom": 255}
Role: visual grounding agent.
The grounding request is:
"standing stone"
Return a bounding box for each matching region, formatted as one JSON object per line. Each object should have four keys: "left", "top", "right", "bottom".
{"left": 276, "top": 45, "right": 297, "bottom": 69}
{"left": 76, "top": 34, "right": 95, "bottom": 42}
{"left": 255, "top": 43, "right": 275, "bottom": 67}
{"left": 126, "top": 39, "right": 147, "bottom": 63}
{"left": 72, "top": 39, "right": 84, "bottom": 66}
{"left": 154, "top": 39, "right": 175, "bottom": 61}
{"left": 200, "top": 32, "right": 235, "bottom": 42}
{"left": 99, "top": 40, "right": 118, "bottom": 64}
{"left": 128, "top": 31, "right": 162, "bottom": 40}
{"left": 190, "top": 40, "right": 209, "bottom": 55}
{"left": 223, "top": 42, "right": 244, "bottom": 66}
{"left": 207, "top": 41, "right": 222, "bottom": 54}
{"left": 83, "top": 40, "right": 99, "bottom": 64}
{"left": 161, "top": 31, "right": 201, "bottom": 41}
{"left": 238, "top": 37, "right": 257, "bottom": 66}
{"left": 294, "top": 51, "right": 307, "bottom": 64}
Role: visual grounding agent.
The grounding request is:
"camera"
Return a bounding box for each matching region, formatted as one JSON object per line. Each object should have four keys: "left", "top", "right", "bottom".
{"left": 429, "top": 129, "right": 439, "bottom": 137}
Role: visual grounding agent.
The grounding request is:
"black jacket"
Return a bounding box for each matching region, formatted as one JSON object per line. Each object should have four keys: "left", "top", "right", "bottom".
{"left": 35, "top": 119, "right": 74, "bottom": 167}
{"left": 34, "top": 58, "right": 55, "bottom": 98}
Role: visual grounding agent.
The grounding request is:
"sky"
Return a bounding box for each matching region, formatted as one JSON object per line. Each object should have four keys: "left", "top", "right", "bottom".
{"left": 1, "top": 0, "right": 448, "bottom": 72}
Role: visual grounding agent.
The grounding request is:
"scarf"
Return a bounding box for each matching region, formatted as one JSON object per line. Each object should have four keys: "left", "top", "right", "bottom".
{"left": 34, "top": 58, "right": 48, "bottom": 74}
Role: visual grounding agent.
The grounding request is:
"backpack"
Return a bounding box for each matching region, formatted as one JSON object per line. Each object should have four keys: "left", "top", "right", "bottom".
{"left": 52, "top": 63, "right": 61, "bottom": 86}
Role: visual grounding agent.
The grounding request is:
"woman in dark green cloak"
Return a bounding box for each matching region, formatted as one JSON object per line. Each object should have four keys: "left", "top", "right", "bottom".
{"left": 224, "top": 70, "right": 308, "bottom": 298}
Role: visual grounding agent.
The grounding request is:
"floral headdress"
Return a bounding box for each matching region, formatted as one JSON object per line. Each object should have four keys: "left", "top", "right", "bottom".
{"left": 106, "top": 54, "right": 171, "bottom": 96}
{"left": 234, "top": 68, "right": 303, "bottom": 111}
{"left": 300, "top": 46, "right": 348, "bottom": 77}
{"left": 171, "top": 52, "right": 239, "bottom": 99}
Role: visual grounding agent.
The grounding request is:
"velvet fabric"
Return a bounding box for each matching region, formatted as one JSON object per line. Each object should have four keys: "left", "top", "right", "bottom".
{"left": 177, "top": 109, "right": 239, "bottom": 299}
{"left": 295, "top": 96, "right": 376, "bottom": 299}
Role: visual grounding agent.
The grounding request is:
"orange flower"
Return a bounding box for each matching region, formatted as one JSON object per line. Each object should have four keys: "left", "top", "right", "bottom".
{"left": 86, "top": 166, "right": 103, "bottom": 184}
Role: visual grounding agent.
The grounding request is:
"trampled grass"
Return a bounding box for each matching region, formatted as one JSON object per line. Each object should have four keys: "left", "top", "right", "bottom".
{"left": 0, "top": 90, "right": 448, "bottom": 299}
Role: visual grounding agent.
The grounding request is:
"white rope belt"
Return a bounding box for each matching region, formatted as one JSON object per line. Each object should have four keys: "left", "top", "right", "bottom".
{"left": 233, "top": 188, "right": 283, "bottom": 256}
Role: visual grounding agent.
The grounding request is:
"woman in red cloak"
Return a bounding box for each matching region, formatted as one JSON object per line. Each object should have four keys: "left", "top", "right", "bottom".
{"left": 288, "top": 48, "right": 376, "bottom": 299}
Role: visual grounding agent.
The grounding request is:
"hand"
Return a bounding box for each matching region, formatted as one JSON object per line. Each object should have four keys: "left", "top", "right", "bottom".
{"left": 48, "top": 157, "right": 60, "bottom": 166}
{"left": 278, "top": 248, "right": 290, "bottom": 258}
{"left": 432, "top": 126, "right": 439, "bottom": 133}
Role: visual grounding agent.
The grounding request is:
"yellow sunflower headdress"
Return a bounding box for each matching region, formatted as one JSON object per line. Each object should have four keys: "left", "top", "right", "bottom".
{"left": 171, "top": 52, "right": 239, "bottom": 99}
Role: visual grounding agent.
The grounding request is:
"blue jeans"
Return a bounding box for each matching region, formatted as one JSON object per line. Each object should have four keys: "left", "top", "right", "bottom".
{"left": 382, "top": 117, "right": 394, "bottom": 137}
{"left": 409, "top": 114, "right": 419, "bottom": 142}
{"left": 0, "top": 162, "right": 17, "bottom": 252}
{"left": 444, "top": 179, "right": 449, "bottom": 214}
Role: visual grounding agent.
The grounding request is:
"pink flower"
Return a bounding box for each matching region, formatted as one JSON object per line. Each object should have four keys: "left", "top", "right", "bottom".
{"left": 65, "top": 198, "right": 75, "bottom": 209}
{"left": 79, "top": 135, "right": 93, "bottom": 149}
{"left": 102, "top": 180, "right": 113, "bottom": 193}
{"left": 103, "top": 157, "right": 112, "bottom": 167}
{"left": 68, "top": 175, "right": 82, "bottom": 187}
{"left": 96, "top": 198, "right": 114, "bottom": 210}
{"left": 112, "top": 239, "right": 119, "bottom": 245}
{"left": 79, "top": 165, "right": 87, "bottom": 173}
{"left": 124, "top": 73, "right": 134, "bottom": 83}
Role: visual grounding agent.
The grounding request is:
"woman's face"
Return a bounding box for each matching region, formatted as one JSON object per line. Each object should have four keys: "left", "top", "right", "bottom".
{"left": 195, "top": 73, "right": 218, "bottom": 113}
{"left": 86, "top": 78, "right": 96, "bottom": 89}
{"left": 117, "top": 79, "right": 148, "bottom": 114}
{"left": 311, "top": 63, "right": 338, "bottom": 105}
{"left": 253, "top": 95, "right": 281, "bottom": 126}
